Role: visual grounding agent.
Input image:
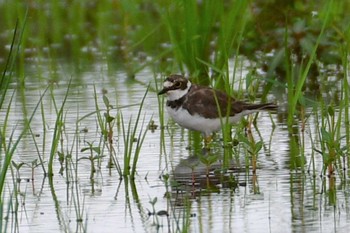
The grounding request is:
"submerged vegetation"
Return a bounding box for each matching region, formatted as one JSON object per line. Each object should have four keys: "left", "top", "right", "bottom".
{"left": 0, "top": 0, "right": 350, "bottom": 232}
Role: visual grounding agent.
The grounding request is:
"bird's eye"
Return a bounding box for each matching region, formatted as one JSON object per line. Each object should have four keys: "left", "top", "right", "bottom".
{"left": 174, "top": 82, "right": 181, "bottom": 88}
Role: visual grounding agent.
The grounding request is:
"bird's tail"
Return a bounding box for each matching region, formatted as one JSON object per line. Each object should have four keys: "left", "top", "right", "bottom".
{"left": 245, "top": 103, "right": 278, "bottom": 111}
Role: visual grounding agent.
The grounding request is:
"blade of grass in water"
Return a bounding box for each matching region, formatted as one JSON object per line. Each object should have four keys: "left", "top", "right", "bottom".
{"left": 341, "top": 46, "right": 349, "bottom": 168}
{"left": 0, "top": 19, "right": 18, "bottom": 110}
{"left": 47, "top": 80, "right": 72, "bottom": 177}
{"left": 0, "top": 88, "right": 47, "bottom": 198}
{"left": 0, "top": 10, "right": 31, "bottom": 199}
{"left": 121, "top": 86, "right": 149, "bottom": 178}
{"left": 1, "top": 8, "right": 28, "bottom": 109}
{"left": 287, "top": 0, "right": 332, "bottom": 126}
{"left": 164, "top": 0, "right": 219, "bottom": 84}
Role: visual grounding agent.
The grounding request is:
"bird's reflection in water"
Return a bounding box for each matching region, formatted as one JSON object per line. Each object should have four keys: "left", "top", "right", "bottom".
{"left": 170, "top": 148, "right": 245, "bottom": 198}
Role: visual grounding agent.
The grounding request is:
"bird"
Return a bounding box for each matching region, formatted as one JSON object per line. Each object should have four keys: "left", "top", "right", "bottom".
{"left": 158, "top": 74, "right": 277, "bottom": 146}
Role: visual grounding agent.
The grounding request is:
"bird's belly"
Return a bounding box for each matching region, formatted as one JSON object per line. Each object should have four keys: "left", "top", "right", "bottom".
{"left": 166, "top": 106, "right": 223, "bottom": 136}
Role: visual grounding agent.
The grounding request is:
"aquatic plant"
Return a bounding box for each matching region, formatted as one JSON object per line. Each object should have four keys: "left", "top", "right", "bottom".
{"left": 0, "top": 15, "right": 27, "bottom": 232}
{"left": 238, "top": 126, "right": 263, "bottom": 174}
{"left": 89, "top": 86, "right": 122, "bottom": 176}
{"left": 163, "top": 0, "right": 249, "bottom": 86}
{"left": 0, "top": 79, "right": 45, "bottom": 233}
{"left": 47, "top": 81, "right": 71, "bottom": 177}
{"left": 284, "top": 6, "right": 330, "bottom": 127}
{"left": 79, "top": 141, "right": 104, "bottom": 180}
{"left": 314, "top": 105, "right": 347, "bottom": 178}
{"left": 25, "top": 159, "right": 43, "bottom": 181}
{"left": 121, "top": 86, "right": 150, "bottom": 179}
{"left": 10, "top": 161, "right": 25, "bottom": 184}
{"left": 154, "top": 75, "right": 167, "bottom": 156}
{"left": 0, "top": 1, "right": 350, "bottom": 232}
{"left": 199, "top": 153, "right": 219, "bottom": 177}
{"left": 101, "top": 93, "right": 118, "bottom": 169}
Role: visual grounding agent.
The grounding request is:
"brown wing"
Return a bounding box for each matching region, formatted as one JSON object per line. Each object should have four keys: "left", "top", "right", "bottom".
{"left": 182, "top": 85, "right": 242, "bottom": 119}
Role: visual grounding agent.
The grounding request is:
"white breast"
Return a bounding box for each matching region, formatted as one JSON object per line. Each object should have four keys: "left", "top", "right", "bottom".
{"left": 166, "top": 106, "right": 221, "bottom": 137}
{"left": 166, "top": 106, "right": 260, "bottom": 137}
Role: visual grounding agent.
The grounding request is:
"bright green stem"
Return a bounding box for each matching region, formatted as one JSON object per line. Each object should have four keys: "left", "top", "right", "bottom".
{"left": 48, "top": 80, "right": 71, "bottom": 177}
{"left": 287, "top": 0, "right": 332, "bottom": 126}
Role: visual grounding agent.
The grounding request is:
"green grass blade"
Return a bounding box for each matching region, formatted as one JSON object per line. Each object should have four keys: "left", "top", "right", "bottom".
{"left": 0, "top": 88, "right": 47, "bottom": 198}
{"left": 287, "top": 0, "right": 333, "bottom": 126}
{"left": 47, "top": 80, "right": 72, "bottom": 177}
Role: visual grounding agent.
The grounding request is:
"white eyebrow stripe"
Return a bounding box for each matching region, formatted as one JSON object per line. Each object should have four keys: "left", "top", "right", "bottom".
{"left": 163, "top": 81, "right": 173, "bottom": 88}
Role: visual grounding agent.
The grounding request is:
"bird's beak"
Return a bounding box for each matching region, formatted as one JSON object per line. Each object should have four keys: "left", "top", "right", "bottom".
{"left": 158, "top": 88, "right": 168, "bottom": 95}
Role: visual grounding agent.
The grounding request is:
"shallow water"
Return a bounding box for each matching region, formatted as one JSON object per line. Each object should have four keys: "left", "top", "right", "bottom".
{"left": 1, "top": 65, "right": 350, "bottom": 233}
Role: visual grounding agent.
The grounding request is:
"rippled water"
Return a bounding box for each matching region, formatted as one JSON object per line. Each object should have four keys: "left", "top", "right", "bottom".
{"left": 1, "top": 65, "right": 350, "bottom": 233}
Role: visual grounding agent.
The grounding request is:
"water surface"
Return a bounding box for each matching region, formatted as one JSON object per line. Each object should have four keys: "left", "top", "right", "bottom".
{"left": 1, "top": 65, "right": 349, "bottom": 233}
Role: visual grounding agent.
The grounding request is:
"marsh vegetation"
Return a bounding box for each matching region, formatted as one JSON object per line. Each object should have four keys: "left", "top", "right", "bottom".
{"left": 0, "top": 0, "right": 350, "bottom": 232}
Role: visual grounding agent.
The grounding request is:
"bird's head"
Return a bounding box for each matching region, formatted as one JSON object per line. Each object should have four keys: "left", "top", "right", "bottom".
{"left": 158, "top": 75, "right": 191, "bottom": 101}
